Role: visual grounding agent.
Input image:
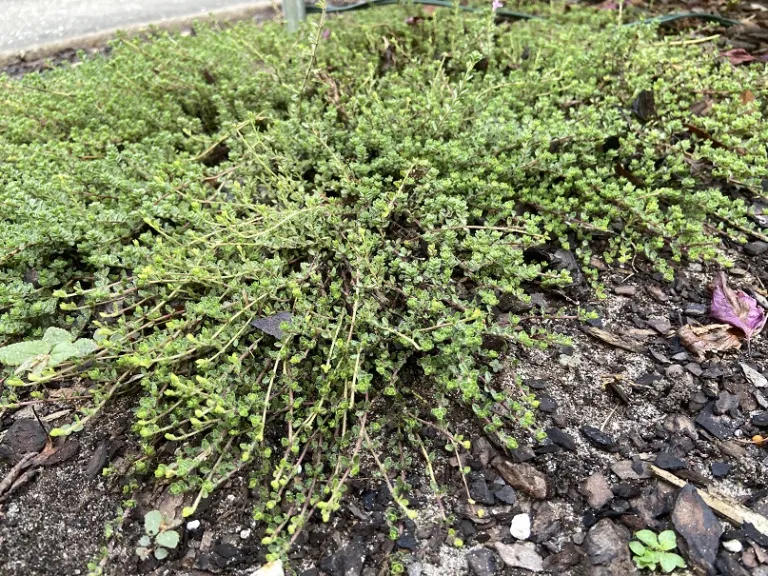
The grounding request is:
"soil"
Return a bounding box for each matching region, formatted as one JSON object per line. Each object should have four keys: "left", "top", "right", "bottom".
{"left": 3, "top": 5, "right": 768, "bottom": 576}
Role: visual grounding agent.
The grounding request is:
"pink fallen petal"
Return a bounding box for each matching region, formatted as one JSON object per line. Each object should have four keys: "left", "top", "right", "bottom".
{"left": 721, "top": 48, "right": 756, "bottom": 66}
{"left": 710, "top": 272, "right": 766, "bottom": 340}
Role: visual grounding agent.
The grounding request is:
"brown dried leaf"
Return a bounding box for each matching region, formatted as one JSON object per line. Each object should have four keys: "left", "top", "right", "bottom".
{"left": 690, "top": 99, "right": 714, "bottom": 117}
{"left": 678, "top": 324, "right": 742, "bottom": 361}
{"left": 580, "top": 325, "right": 647, "bottom": 353}
{"left": 741, "top": 90, "right": 756, "bottom": 105}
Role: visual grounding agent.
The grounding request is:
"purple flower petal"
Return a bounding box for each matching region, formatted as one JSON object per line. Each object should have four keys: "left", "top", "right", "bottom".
{"left": 710, "top": 272, "right": 766, "bottom": 340}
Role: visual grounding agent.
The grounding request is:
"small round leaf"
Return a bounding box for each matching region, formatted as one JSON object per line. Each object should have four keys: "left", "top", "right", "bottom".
{"left": 144, "top": 510, "right": 163, "bottom": 536}
{"left": 155, "top": 530, "right": 180, "bottom": 549}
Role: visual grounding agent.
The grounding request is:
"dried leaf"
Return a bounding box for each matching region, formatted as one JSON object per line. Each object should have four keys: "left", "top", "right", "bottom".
{"left": 721, "top": 48, "right": 756, "bottom": 65}
{"left": 689, "top": 99, "right": 714, "bottom": 117}
{"left": 580, "top": 325, "right": 647, "bottom": 353}
{"left": 251, "top": 312, "right": 293, "bottom": 339}
{"left": 632, "top": 89, "right": 656, "bottom": 122}
{"left": 741, "top": 90, "right": 756, "bottom": 105}
{"left": 710, "top": 272, "right": 766, "bottom": 340}
{"left": 678, "top": 324, "right": 742, "bottom": 361}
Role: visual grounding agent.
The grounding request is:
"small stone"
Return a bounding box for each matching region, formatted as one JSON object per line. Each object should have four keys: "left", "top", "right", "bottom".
{"left": 319, "top": 540, "right": 366, "bottom": 576}
{"left": 611, "top": 460, "right": 652, "bottom": 480}
{"left": 240, "top": 528, "right": 251, "bottom": 539}
{"left": 723, "top": 539, "right": 743, "bottom": 553}
{"left": 666, "top": 364, "right": 685, "bottom": 379}
{"left": 510, "top": 513, "right": 531, "bottom": 540}
{"left": 671, "top": 351, "right": 690, "bottom": 362}
{"left": 491, "top": 459, "right": 550, "bottom": 500}
{"left": 469, "top": 478, "right": 497, "bottom": 506}
{"left": 647, "top": 285, "right": 669, "bottom": 302}
{"left": 531, "top": 502, "right": 561, "bottom": 542}
{"left": 494, "top": 542, "right": 543, "bottom": 572}
{"left": 580, "top": 472, "right": 613, "bottom": 509}
{"left": 711, "top": 462, "right": 732, "bottom": 478}
{"left": 672, "top": 484, "right": 723, "bottom": 574}
{"left": 525, "top": 378, "right": 548, "bottom": 390}
{"left": 466, "top": 548, "right": 498, "bottom": 576}
{"left": 406, "top": 564, "right": 423, "bottom": 576}
{"left": 613, "top": 483, "right": 641, "bottom": 499}
{"left": 543, "top": 544, "right": 584, "bottom": 572}
{"left": 714, "top": 392, "right": 740, "bottom": 416}
{"left": 695, "top": 404, "right": 732, "bottom": 440}
{"left": 187, "top": 520, "right": 201, "bottom": 531}
{"left": 686, "top": 362, "right": 704, "bottom": 377}
{"left": 545, "top": 428, "right": 576, "bottom": 452}
{"left": 614, "top": 285, "right": 637, "bottom": 297}
{"left": 744, "top": 241, "right": 768, "bottom": 256}
{"left": 396, "top": 531, "right": 418, "bottom": 551}
{"left": 685, "top": 303, "right": 708, "bottom": 316}
{"left": 494, "top": 485, "right": 517, "bottom": 505}
{"left": 585, "top": 519, "right": 634, "bottom": 572}
{"left": 251, "top": 560, "right": 285, "bottom": 576}
{"left": 635, "top": 372, "right": 663, "bottom": 385}
{"left": 511, "top": 446, "right": 536, "bottom": 462}
{"left": 654, "top": 452, "right": 688, "bottom": 471}
{"left": 580, "top": 426, "right": 619, "bottom": 452}
{"left": 538, "top": 396, "right": 557, "bottom": 413}
{"left": 647, "top": 316, "right": 672, "bottom": 334}
{"left": 752, "top": 412, "right": 768, "bottom": 427}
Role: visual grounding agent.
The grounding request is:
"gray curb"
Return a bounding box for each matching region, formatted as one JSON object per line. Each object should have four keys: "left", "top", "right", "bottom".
{"left": 0, "top": 1, "right": 278, "bottom": 69}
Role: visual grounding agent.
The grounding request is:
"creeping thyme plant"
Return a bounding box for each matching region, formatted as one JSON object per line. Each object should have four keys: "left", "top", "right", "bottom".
{"left": 1, "top": 4, "right": 767, "bottom": 556}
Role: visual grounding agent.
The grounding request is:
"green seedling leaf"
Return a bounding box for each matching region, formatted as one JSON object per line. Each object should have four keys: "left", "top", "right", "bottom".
{"left": 73, "top": 338, "right": 98, "bottom": 356}
{"left": 635, "top": 530, "right": 660, "bottom": 549}
{"left": 49, "top": 419, "right": 84, "bottom": 437}
{"left": 43, "top": 327, "right": 74, "bottom": 345}
{"left": 16, "top": 354, "right": 51, "bottom": 375}
{"left": 154, "top": 546, "right": 169, "bottom": 560}
{"left": 658, "top": 552, "right": 686, "bottom": 573}
{"left": 629, "top": 541, "right": 647, "bottom": 556}
{"left": 138, "top": 535, "right": 151, "bottom": 547}
{"left": 182, "top": 506, "right": 196, "bottom": 517}
{"left": 135, "top": 547, "right": 152, "bottom": 560}
{"left": 144, "top": 510, "right": 163, "bottom": 536}
{"left": 155, "top": 530, "right": 180, "bottom": 549}
{"left": 657, "top": 530, "right": 678, "bottom": 551}
{"left": 50, "top": 341, "right": 80, "bottom": 366}
{"left": 0, "top": 341, "right": 51, "bottom": 366}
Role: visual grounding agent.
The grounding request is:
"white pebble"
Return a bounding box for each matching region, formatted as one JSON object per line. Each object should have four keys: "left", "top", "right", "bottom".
{"left": 186, "top": 520, "right": 201, "bottom": 531}
{"left": 240, "top": 528, "right": 252, "bottom": 539}
{"left": 723, "top": 539, "right": 743, "bottom": 553}
{"left": 250, "top": 560, "right": 284, "bottom": 576}
{"left": 510, "top": 513, "right": 531, "bottom": 540}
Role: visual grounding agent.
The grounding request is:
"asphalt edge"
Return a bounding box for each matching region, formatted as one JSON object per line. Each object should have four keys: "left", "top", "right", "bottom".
{"left": 0, "top": 1, "right": 280, "bottom": 69}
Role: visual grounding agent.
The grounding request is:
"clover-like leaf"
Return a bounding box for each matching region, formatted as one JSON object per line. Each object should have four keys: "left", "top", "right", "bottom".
{"left": 657, "top": 530, "right": 678, "bottom": 552}
{"left": 635, "top": 530, "right": 660, "bottom": 549}
{"left": 629, "top": 541, "right": 647, "bottom": 556}
{"left": 144, "top": 510, "right": 163, "bottom": 536}
{"left": 138, "top": 535, "right": 151, "bottom": 547}
{"left": 0, "top": 340, "right": 51, "bottom": 366}
{"left": 73, "top": 338, "right": 98, "bottom": 356}
{"left": 154, "top": 546, "right": 169, "bottom": 560}
{"left": 50, "top": 342, "right": 80, "bottom": 366}
{"left": 43, "top": 327, "right": 74, "bottom": 345}
{"left": 658, "top": 552, "right": 686, "bottom": 573}
{"left": 155, "top": 530, "right": 180, "bottom": 549}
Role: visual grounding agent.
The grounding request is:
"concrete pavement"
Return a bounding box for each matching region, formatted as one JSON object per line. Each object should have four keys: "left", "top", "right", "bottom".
{"left": 0, "top": 0, "right": 275, "bottom": 61}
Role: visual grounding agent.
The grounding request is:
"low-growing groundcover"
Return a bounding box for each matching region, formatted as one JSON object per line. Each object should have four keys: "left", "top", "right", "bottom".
{"left": 1, "top": 3, "right": 767, "bottom": 564}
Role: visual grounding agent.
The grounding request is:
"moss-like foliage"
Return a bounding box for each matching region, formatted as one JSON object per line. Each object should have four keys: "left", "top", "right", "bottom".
{"left": 0, "top": 5, "right": 766, "bottom": 556}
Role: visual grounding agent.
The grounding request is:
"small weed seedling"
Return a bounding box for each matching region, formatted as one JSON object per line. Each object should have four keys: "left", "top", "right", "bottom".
{"left": 135, "top": 510, "right": 180, "bottom": 561}
{"left": 630, "top": 529, "right": 686, "bottom": 573}
{"left": 0, "top": 327, "right": 96, "bottom": 376}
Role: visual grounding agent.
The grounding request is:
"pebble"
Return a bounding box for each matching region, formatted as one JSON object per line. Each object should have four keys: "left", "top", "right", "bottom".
{"left": 251, "top": 560, "right": 285, "bottom": 576}
{"left": 647, "top": 316, "right": 672, "bottom": 334}
{"left": 752, "top": 412, "right": 768, "bottom": 427}
{"left": 584, "top": 519, "right": 634, "bottom": 573}
{"left": 654, "top": 452, "right": 688, "bottom": 471}
{"left": 685, "top": 303, "right": 708, "bottom": 316}
{"left": 538, "top": 396, "right": 557, "bottom": 413}
{"left": 545, "top": 427, "right": 576, "bottom": 452}
{"left": 531, "top": 502, "right": 561, "bottom": 542}
{"left": 744, "top": 241, "right": 768, "bottom": 256}
{"left": 494, "top": 485, "right": 517, "bottom": 505}
{"left": 466, "top": 548, "right": 498, "bottom": 576}
{"left": 494, "top": 542, "right": 543, "bottom": 572}
{"left": 491, "top": 459, "right": 550, "bottom": 500}
{"left": 510, "top": 513, "right": 531, "bottom": 540}
{"left": 695, "top": 404, "right": 732, "bottom": 440}
{"left": 714, "top": 391, "right": 740, "bottom": 416}
{"left": 671, "top": 351, "right": 689, "bottom": 362}
{"left": 666, "top": 364, "right": 685, "bottom": 379}
{"left": 187, "top": 520, "right": 201, "bottom": 531}
{"left": 580, "top": 426, "right": 619, "bottom": 452}
{"left": 240, "top": 528, "right": 251, "bottom": 539}
{"left": 580, "top": 472, "right": 613, "bottom": 509}
{"left": 672, "top": 484, "right": 723, "bottom": 574}
{"left": 723, "top": 539, "right": 743, "bottom": 553}
{"left": 469, "top": 477, "right": 497, "bottom": 506}
{"left": 686, "top": 362, "right": 704, "bottom": 377}
{"left": 614, "top": 285, "right": 637, "bottom": 297}
{"left": 611, "top": 459, "right": 652, "bottom": 480}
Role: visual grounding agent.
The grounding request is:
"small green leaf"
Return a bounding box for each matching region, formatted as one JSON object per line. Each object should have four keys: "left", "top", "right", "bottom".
{"left": 155, "top": 530, "right": 180, "bottom": 549}
{"left": 154, "top": 546, "right": 169, "bottom": 560}
{"left": 50, "top": 342, "right": 79, "bottom": 365}
{"left": 657, "top": 530, "right": 677, "bottom": 551}
{"left": 43, "top": 327, "right": 74, "bottom": 345}
{"left": 0, "top": 341, "right": 51, "bottom": 366}
{"left": 629, "top": 541, "right": 646, "bottom": 556}
{"left": 182, "top": 506, "right": 196, "bottom": 517}
{"left": 144, "top": 510, "right": 163, "bottom": 536}
{"left": 73, "top": 338, "right": 98, "bottom": 356}
{"left": 138, "top": 535, "right": 151, "bottom": 547}
{"left": 635, "top": 529, "right": 660, "bottom": 549}
{"left": 135, "top": 547, "right": 151, "bottom": 560}
{"left": 658, "top": 552, "right": 686, "bottom": 573}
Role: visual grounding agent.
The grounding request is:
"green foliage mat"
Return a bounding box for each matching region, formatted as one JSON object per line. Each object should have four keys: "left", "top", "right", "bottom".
{"left": 1, "top": 5, "right": 766, "bottom": 555}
